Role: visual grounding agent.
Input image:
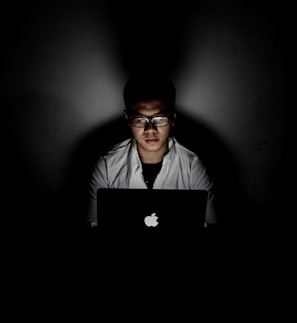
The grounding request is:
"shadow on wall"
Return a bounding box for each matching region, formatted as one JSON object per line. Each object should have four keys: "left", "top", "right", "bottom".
{"left": 62, "top": 107, "right": 247, "bottom": 234}
{"left": 3, "top": 94, "right": 74, "bottom": 238}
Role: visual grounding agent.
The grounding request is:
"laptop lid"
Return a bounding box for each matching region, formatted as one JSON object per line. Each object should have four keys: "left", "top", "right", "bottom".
{"left": 96, "top": 188, "right": 208, "bottom": 241}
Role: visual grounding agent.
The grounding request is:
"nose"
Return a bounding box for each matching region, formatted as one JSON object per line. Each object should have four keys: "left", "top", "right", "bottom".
{"left": 144, "top": 119, "right": 157, "bottom": 131}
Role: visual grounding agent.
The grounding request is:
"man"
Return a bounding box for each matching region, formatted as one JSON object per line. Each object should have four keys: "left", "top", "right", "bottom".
{"left": 85, "top": 73, "right": 217, "bottom": 229}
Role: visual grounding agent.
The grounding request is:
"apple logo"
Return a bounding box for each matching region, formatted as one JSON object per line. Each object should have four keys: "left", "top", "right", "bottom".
{"left": 144, "top": 212, "right": 158, "bottom": 227}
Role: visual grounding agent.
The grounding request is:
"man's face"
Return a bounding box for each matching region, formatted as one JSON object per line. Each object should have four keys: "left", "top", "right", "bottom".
{"left": 125, "top": 99, "right": 176, "bottom": 158}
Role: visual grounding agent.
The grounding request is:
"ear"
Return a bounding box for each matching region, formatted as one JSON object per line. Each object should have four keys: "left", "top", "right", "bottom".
{"left": 171, "top": 112, "right": 176, "bottom": 126}
{"left": 125, "top": 113, "right": 131, "bottom": 126}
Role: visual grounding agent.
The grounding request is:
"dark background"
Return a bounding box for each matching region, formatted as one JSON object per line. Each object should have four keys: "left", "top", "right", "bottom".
{"left": 1, "top": 0, "right": 285, "bottom": 244}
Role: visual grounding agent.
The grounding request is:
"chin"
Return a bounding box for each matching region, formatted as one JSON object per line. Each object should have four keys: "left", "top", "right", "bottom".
{"left": 144, "top": 142, "right": 161, "bottom": 149}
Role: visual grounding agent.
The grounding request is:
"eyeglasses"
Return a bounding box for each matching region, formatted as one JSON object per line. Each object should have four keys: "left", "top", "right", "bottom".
{"left": 129, "top": 116, "right": 171, "bottom": 128}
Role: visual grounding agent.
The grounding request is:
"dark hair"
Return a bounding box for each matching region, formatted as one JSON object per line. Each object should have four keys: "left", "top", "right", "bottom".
{"left": 123, "top": 73, "right": 176, "bottom": 112}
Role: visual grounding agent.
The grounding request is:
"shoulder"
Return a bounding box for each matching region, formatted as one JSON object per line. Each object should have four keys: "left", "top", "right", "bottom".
{"left": 99, "top": 138, "right": 134, "bottom": 165}
{"left": 93, "top": 138, "right": 134, "bottom": 171}
{"left": 170, "top": 137, "right": 199, "bottom": 160}
{"left": 104, "top": 138, "right": 134, "bottom": 155}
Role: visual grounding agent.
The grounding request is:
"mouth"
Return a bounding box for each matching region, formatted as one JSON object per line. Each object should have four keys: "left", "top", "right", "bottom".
{"left": 145, "top": 138, "right": 159, "bottom": 144}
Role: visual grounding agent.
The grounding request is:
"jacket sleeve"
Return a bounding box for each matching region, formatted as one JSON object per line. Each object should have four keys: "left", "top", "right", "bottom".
{"left": 85, "top": 156, "right": 108, "bottom": 225}
{"left": 189, "top": 156, "right": 218, "bottom": 225}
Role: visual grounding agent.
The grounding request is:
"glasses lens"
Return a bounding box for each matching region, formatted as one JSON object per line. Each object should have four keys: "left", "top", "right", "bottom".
{"left": 130, "top": 117, "right": 148, "bottom": 127}
{"left": 152, "top": 116, "right": 169, "bottom": 126}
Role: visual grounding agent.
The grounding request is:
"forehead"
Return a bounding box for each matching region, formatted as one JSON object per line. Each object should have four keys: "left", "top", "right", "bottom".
{"left": 128, "top": 100, "right": 169, "bottom": 115}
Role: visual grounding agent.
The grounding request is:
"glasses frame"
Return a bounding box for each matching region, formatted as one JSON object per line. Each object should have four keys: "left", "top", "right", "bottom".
{"left": 128, "top": 115, "right": 171, "bottom": 128}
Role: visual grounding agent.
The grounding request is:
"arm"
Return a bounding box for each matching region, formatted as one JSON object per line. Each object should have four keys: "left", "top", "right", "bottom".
{"left": 85, "top": 156, "right": 109, "bottom": 227}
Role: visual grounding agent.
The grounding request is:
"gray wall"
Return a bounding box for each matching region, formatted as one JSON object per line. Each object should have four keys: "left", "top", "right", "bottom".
{"left": 2, "top": 1, "right": 285, "bottom": 233}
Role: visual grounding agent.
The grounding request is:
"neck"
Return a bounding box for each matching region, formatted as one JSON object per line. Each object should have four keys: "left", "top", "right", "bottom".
{"left": 141, "top": 154, "right": 163, "bottom": 164}
{"left": 137, "top": 146, "right": 168, "bottom": 164}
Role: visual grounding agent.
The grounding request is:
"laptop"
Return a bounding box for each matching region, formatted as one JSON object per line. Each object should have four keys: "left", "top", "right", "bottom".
{"left": 96, "top": 188, "right": 208, "bottom": 247}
